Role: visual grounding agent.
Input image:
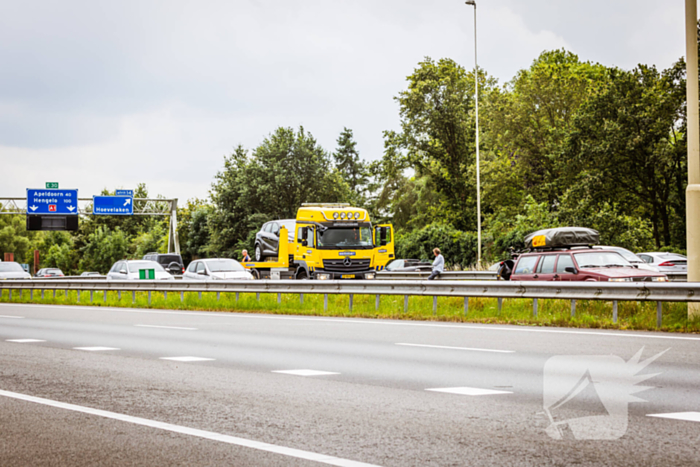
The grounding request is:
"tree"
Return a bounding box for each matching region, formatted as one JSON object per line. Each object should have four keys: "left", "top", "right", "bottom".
{"left": 333, "top": 128, "right": 368, "bottom": 203}
{"left": 208, "top": 127, "right": 353, "bottom": 257}
{"left": 565, "top": 63, "right": 686, "bottom": 248}
{"left": 79, "top": 226, "right": 129, "bottom": 274}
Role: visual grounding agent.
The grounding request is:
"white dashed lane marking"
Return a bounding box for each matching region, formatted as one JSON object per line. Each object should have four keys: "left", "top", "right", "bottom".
{"left": 135, "top": 324, "right": 197, "bottom": 330}
{"left": 396, "top": 343, "right": 514, "bottom": 353}
{"left": 160, "top": 356, "right": 215, "bottom": 362}
{"left": 6, "top": 339, "right": 46, "bottom": 343}
{"left": 273, "top": 370, "right": 340, "bottom": 377}
{"left": 647, "top": 412, "right": 700, "bottom": 422}
{"left": 73, "top": 347, "right": 120, "bottom": 352}
{"left": 0, "top": 388, "right": 379, "bottom": 467}
{"left": 0, "top": 315, "right": 24, "bottom": 319}
{"left": 426, "top": 387, "right": 513, "bottom": 396}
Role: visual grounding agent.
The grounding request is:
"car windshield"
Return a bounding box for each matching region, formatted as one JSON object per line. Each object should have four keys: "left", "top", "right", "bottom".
{"left": 0, "top": 263, "right": 24, "bottom": 272}
{"left": 205, "top": 259, "right": 245, "bottom": 272}
{"left": 127, "top": 261, "right": 165, "bottom": 273}
{"left": 317, "top": 227, "right": 373, "bottom": 249}
{"left": 574, "top": 252, "right": 631, "bottom": 268}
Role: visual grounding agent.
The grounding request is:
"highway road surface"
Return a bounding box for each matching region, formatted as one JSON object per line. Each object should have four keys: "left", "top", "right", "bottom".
{"left": 0, "top": 303, "right": 699, "bottom": 466}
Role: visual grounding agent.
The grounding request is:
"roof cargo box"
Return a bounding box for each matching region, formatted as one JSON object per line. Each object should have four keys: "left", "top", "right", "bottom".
{"left": 524, "top": 227, "right": 599, "bottom": 250}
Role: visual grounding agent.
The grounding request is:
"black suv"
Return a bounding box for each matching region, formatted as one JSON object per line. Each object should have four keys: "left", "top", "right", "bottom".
{"left": 142, "top": 253, "right": 185, "bottom": 275}
{"left": 253, "top": 219, "right": 296, "bottom": 261}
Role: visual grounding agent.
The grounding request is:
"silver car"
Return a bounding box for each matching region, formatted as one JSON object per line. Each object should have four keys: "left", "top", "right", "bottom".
{"left": 106, "top": 260, "right": 175, "bottom": 281}
{"left": 637, "top": 252, "right": 687, "bottom": 273}
{"left": 183, "top": 258, "right": 253, "bottom": 281}
{"left": 0, "top": 262, "right": 32, "bottom": 280}
{"left": 594, "top": 246, "right": 659, "bottom": 272}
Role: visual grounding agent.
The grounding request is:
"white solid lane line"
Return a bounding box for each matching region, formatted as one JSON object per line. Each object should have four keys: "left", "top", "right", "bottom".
{"left": 273, "top": 370, "right": 340, "bottom": 377}
{"left": 0, "top": 388, "right": 379, "bottom": 467}
{"left": 647, "top": 412, "right": 700, "bottom": 422}
{"left": 160, "top": 356, "right": 215, "bottom": 362}
{"left": 0, "top": 315, "right": 24, "bottom": 319}
{"left": 396, "top": 343, "right": 514, "bottom": 353}
{"left": 426, "top": 387, "right": 513, "bottom": 396}
{"left": 135, "top": 324, "right": 197, "bottom": 330}
{"left": 74, "top": 347, "right": 120, "bottom": 351}
{"left": 6, "top": 339, "right": 46, "bottom": 343}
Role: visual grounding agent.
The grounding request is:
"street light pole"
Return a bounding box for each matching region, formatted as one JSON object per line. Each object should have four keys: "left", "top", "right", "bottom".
{"left": 465, "top": 0, "right": 481, "bottom": 265}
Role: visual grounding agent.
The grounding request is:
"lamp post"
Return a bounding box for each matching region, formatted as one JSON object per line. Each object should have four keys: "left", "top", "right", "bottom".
{"left": 465, "top": 0, "right": 481, "bottom": 265}
{"left": 686, "top": 0, "right": 700, "bottom": 317}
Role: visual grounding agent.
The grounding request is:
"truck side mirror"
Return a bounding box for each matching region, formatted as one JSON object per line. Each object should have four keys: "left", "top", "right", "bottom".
{"left": 380, "top": 228, "right": 388, "bottom": 246}
{"left": 302, "top": 239, "right": 308, "bottom": 247}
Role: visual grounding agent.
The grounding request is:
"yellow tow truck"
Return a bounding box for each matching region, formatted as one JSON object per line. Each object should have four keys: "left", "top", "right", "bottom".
{"left": 243, "top": 203, "right": 394, "bottom": 280}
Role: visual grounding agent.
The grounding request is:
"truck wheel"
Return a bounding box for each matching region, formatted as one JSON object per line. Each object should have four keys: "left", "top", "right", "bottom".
{"left": 296, "top": 269, "right": 309, "bottom": 280}
{"left": 255, "top": 244, "right": 263, "bottom": 262}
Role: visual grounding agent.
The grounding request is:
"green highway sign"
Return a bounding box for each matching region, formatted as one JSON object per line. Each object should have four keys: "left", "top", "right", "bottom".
{"left": 139, "top": 269, "right": 155, "bottom": 280}
{"left": 45, "top": 182, "right": 59, "bottom": 189}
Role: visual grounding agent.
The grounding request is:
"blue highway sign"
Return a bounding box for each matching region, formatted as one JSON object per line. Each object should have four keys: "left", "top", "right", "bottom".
{"left": 93, "top": 196, "right": 134, "bottom": 216}
{"left": 115, "top": 189, "right": 134, "bottom": 197}
{"left": 26, "top": 189, "right": 78, "bottom": 215}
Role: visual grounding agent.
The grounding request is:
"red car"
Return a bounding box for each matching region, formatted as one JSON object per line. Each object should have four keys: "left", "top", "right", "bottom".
{"left": 501, "top": 227, "right": 668, "bottom": 282}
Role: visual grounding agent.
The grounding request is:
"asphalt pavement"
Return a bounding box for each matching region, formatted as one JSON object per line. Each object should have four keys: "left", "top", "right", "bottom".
{"left": 0, "top": 303, "right": 699, "bottom": 466}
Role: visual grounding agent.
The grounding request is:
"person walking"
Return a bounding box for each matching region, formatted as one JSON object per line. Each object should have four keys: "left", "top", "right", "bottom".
{"left": 241, "top": 249, "right": 251, "bottom": 262}
{"left": 428, "top": 248, "right": 444, "bottom": 280}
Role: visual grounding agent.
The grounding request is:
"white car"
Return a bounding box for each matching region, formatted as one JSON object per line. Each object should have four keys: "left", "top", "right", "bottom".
{"left": 106, "top": 260, "right": 174, "bottom": 281}
{"left": 594, "top": 246, "right": 659, "bottom": 272}
{"left": 0, "top": 262, "right": 32, "bottom": 280}
{"left": 637, "top": 252, "right": 687, "bottom": 273}
{"left": 183, "top": 258, "right": 254, "bottom": 281}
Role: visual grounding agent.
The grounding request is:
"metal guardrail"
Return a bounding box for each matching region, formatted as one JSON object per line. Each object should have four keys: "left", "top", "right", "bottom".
{"left": 376, "top": 270, "right": 687, "bottom": 282}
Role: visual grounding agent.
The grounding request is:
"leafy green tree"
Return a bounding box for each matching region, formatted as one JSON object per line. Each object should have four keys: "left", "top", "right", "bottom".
{"left": 79, "top": 226, "right": 129, "bottom": 274}
{"left": 178, "top": 199, "right": 213, "bottom": 263}
{"left": 40, "top": 231, "right": 79, "bottom": 274}
{"left": 0, "top": 215, "right": 39, "bottom": 263}
{"left": 208, "top": 127, "right": 353, "bottom": 257}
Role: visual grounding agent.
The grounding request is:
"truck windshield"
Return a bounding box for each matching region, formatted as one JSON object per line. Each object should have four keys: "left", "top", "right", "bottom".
{"left": 317, "top": 227, "right": 373, "bottom": 249}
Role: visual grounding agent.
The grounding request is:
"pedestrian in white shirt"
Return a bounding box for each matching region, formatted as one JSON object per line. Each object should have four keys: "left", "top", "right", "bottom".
{"left": 428, "top": 248, "right": 444, "bottom": 280}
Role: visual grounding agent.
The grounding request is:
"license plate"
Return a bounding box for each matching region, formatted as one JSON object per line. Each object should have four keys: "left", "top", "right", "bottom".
{"left": 341, "top": 274, "right": 355, "bottom": 279}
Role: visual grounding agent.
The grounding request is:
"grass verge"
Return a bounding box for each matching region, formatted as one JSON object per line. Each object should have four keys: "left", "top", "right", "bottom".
{"left": 2, "top": 288, "right": 700, "bottom": 333}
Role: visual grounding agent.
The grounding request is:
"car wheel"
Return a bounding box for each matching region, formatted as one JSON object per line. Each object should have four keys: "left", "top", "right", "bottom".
{"left": 255, "top": 244, "right": 264, "bottom": 262}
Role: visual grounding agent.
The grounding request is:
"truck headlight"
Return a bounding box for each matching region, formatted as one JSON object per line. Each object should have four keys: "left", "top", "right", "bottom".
{"left": 317, "top": 273, "right": 331, "bottom": 280}
{"left": 609, "top": 278, "right": 632, "bottom": 282}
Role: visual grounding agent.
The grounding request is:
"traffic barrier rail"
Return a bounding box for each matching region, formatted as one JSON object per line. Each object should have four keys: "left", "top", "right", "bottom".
{"left": 1, "top": 279, "right": 698, "bottom": 328}
{"left": 375, "top": 270, "right": 688, "bottom": 282}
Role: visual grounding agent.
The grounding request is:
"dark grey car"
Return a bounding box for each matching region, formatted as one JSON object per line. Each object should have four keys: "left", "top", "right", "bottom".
{"left": 254, "top": 219, "right": 296, "bottom": 261}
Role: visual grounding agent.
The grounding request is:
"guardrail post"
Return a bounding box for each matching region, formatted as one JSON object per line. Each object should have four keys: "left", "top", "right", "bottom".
{"left": 497, "top": 297, "right": 502, "bottom": 314}
{"left": 235, "top": 292, "right": 239, "bottom": 302}
{"left": 118, "top": 291, "right": 121, "bottom": 301}
{"left": 165, "top": 291, "right": 168, "bottom": 301}
{"left": 132, "top": 291, "right": 135, "bottom": 304}
{"left": 464, "top": 297, "right": 468, "bottom": 316}
{"left": 533, "top": 299, "right": 538, "bottom": 318}
{"left": 300, "top": 293, "right": 304, "bottom": 305}
{"left": 324, "top": 294, "right": 328, "bottom": 311}
{"left": 8, "top": 290, "right": 12, "bottom": 301}
{"left": 90, "top": 291, "right": 93, "bottom": 303}
{"left": 19, "top": 290, "right": 22, "bottom": 300}
{"left": 103, "top": 291, "right": 107, "bottom": 303}
{"left": 41, "top": 290, "right": 44, "bottom": 300}
{"left": 76, "top": 290, "right": 80, "bottom": 303}
{"left": 148, "top": 291, "right": 152, "bottom": 305}
{"left": 53, "top": 290, "right": 56, "bottom": 299}
{"left": 349, "top": 294, "right": 353, "bottom": 311}
{"left": 198, "top": 291, "right": 202, "bottom": 300}
{"left": 571, "top": 300, "right": 576, "bottom": 317}
{"left": 375, "top": 294, "right": 380, "bottom": 310}
{"left": 657, "top": 301, "right": 662, "bottom": 329}
{"left": 217, "top": 292, "right": 220, "bottom": 301}
{"left": 404, "top": 295, "right": 408, "bottom": 313}
{"left": 180, "top": 291, "right": 184, "bottom": 302}
{"left": 277, "top": 293, "right": 281, "bottom": 304}
{"left": 433, "top": 296, "right": 437, "bottom": 315}
{"left": 256, "top": 293, "right": 260, "bottom": 301}
{"left": 30, "top": 289, "right": 33, "bottom": 301}
{"left": 612, "top": 301, "right": 618, "bottom": 324}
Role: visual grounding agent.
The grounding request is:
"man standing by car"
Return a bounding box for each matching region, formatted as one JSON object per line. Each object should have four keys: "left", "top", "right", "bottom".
{"left": 428, "top": 248, "right": 444, "bottom": 280}
{"left": 241, "top": 249, "right": 251, "bottom": 262}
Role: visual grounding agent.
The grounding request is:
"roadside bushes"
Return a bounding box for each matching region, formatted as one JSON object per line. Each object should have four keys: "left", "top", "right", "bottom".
{"left": 395, "top": 223, "right": 477, "bottom": 269}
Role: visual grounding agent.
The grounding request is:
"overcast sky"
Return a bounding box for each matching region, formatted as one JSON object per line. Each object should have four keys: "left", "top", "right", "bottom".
{"left": 0, "top": 0, "right": 690, "bottom": 202}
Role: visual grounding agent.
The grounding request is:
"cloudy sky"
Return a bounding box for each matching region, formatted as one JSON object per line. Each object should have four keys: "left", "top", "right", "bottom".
{"left": 0, "top": 0, "right": 689, "bottom": 202}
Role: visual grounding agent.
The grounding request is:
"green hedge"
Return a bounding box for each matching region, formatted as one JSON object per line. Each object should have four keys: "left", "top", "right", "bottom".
{"left": 395, "top": 223, "right": 477, "bottom": 269}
